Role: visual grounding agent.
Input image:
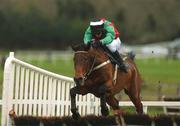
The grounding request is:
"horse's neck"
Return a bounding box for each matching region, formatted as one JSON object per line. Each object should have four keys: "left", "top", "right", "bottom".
{"left": 93, "top": 53, "right": 115, "bottom": 73}
{"left": 90, "top": 48, "right": 109, "bottom": 61}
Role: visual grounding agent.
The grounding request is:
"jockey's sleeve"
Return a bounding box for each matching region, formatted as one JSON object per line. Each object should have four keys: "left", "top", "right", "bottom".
{"left": 101, "top": 21, "right": 116, "bottom": 45}
{"left": 84, "top": 26, "right": 92, "bottom": 44}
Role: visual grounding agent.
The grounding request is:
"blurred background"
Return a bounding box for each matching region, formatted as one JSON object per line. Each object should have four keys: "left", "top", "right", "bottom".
{"left": 0, "top": 0, "right": 180, "bottom": 112}
{"left": 0, "top": 0, "right": 180, "bottom": 49}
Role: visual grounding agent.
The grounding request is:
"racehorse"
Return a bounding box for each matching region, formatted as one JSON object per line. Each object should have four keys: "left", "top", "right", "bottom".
{"left": 70, "top": 43, "right": 143, "bottom": 119}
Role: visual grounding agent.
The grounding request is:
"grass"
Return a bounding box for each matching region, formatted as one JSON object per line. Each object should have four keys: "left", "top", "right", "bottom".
{"left": 135, "top": 58, "right": 180, "bottom": 84}
{"left": 28, "top": 58, "right": 74, "bottom": 77}
{"left": 119, "top": 106, "right": 164, "bottom": 115}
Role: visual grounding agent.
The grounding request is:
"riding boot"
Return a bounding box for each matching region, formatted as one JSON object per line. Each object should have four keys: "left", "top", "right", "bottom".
{"left": 112, "top": 51, "right": 128, "bottom": 73}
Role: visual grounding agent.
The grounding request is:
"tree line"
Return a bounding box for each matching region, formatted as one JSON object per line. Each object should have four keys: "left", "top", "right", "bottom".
{"left": 0, "top": 0, "right": 180, "bottom": 49}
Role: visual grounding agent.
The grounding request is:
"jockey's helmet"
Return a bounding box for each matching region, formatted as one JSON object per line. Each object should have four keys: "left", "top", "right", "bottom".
{"left": 90, "top": 20, "right": 104, "bottom": 36}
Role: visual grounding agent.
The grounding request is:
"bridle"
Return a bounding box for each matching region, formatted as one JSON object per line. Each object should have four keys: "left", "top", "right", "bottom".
{"left": 75, "top": 51, "right": 111, "bottom": 81}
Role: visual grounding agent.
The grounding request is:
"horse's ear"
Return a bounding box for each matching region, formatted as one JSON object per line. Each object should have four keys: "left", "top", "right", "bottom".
{"left": 71, "top": 44, "right": 78, "bottom": 52}
{"left": 71, "top": 43, "right": 90, "bottom": 52}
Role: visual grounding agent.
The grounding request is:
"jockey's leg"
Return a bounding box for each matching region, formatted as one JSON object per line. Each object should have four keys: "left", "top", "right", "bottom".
{"left": 112, "top": 51, "right": 127, "bottom": 73}
{"left": 105, "top": 38, "right": 127, "bottom": 73}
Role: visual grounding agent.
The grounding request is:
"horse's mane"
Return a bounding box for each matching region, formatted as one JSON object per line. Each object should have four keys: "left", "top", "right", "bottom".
{"left": 71, "top": 43, "right": 90, "bottom": 52}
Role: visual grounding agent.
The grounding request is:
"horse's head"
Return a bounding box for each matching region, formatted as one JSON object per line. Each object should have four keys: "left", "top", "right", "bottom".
{"left": 71, "top": 43, "right": 108, "bottom": 86}
{"left": 71, "top": 43, "right": 92, "bottom": 86}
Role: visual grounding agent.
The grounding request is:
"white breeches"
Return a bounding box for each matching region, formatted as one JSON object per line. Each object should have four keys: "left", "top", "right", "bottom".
{"left": 106, "top": 37, "right": 122, "bottom": 52}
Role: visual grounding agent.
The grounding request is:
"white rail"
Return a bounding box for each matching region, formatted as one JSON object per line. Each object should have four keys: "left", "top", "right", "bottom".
{"left": 1, "top": 52, "right": 101, "bottom": 126}
{"left": 1, "top": 52, "right": 180, "bottom": 126}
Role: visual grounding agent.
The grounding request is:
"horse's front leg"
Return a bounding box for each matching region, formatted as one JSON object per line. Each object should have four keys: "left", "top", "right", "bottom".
{"left": 70, "top": 87, "right": 80, "bottom": 119}
{"left": 99, "top": 85, "right": 109, "bottom": 116}
{"left": 100, "top": 95, "right": 109, "bottom": 116}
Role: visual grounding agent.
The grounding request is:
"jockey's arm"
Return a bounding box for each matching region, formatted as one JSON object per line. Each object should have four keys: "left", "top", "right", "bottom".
{"left": 84, "top": 26, "right": 92, "bottom": 45}
{"left": 100, "top": 24, "right": 115, "bottom": 45}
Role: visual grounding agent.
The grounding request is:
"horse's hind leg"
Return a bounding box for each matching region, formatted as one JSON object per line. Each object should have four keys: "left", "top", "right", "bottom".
{"left": 124, "top": 89, "right": 143, "bottom": 114}
{"left": 106, "top": 95, "right": 124, "bottom": 115}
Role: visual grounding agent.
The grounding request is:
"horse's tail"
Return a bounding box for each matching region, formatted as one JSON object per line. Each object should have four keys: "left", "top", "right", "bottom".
{"left": 127, "top": 51, "right": 136, "bottom": 61}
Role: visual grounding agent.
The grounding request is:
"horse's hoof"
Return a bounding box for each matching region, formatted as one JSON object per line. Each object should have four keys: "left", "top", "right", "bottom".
{"left": 72, "top": 112, "right": 81, "bottom": 120}
{"left": 71, "top": 108, "right": 81, "bottom": 120}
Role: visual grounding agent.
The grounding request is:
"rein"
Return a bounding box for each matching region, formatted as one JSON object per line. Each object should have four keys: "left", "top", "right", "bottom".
{"left": 84, "top": 56, "right": 96, "bottom": 77}
{"left": 75, "top": 51, "right": 111, "bottom": 80}
{"left": 84, "top": 59, "right": 111, "bottom": 80}
{"left": 93, "top": 60, "right": 110, "bottom": 71}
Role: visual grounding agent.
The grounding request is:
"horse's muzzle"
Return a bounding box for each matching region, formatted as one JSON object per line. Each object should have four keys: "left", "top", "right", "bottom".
{"left": 74, "top": 77, "right": 85, "bottom": 86}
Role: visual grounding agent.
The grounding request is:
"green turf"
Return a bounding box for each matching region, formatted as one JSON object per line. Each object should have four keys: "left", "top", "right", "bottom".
{"left": 135, "top": 58, "right": 180, "bottom": 84}
{"left": 28, "top": 58, "right": 74, "bottom": 77}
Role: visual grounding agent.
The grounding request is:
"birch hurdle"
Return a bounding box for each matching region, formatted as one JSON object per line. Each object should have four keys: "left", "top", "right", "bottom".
{"left": 2, "top": 52, "right": 180, "bottom": 126}
{"left": 2, "top": 52, "right": 100, "bottom": 126}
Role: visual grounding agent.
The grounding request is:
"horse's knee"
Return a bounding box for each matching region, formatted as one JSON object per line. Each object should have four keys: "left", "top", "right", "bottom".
{"left": 70, "top": 87, "right": 77, "bottom": 97}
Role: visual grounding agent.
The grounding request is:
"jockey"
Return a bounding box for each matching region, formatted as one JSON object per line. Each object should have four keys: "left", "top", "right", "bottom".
{"left": 83, "top": 18, "right": 127, "bottom": 73}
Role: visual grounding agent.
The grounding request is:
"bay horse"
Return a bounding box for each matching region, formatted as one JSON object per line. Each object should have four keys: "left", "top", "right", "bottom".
{"left": 70, "top": 43, "right": 143, "bottom": 119}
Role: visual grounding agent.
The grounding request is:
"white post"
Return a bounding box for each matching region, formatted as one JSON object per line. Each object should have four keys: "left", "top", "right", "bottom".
{"left": 2, "top": 52, "right": 15, "bottom": 126}
{"left": 143, "top": 106, "right": 148, "bottom": 114}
